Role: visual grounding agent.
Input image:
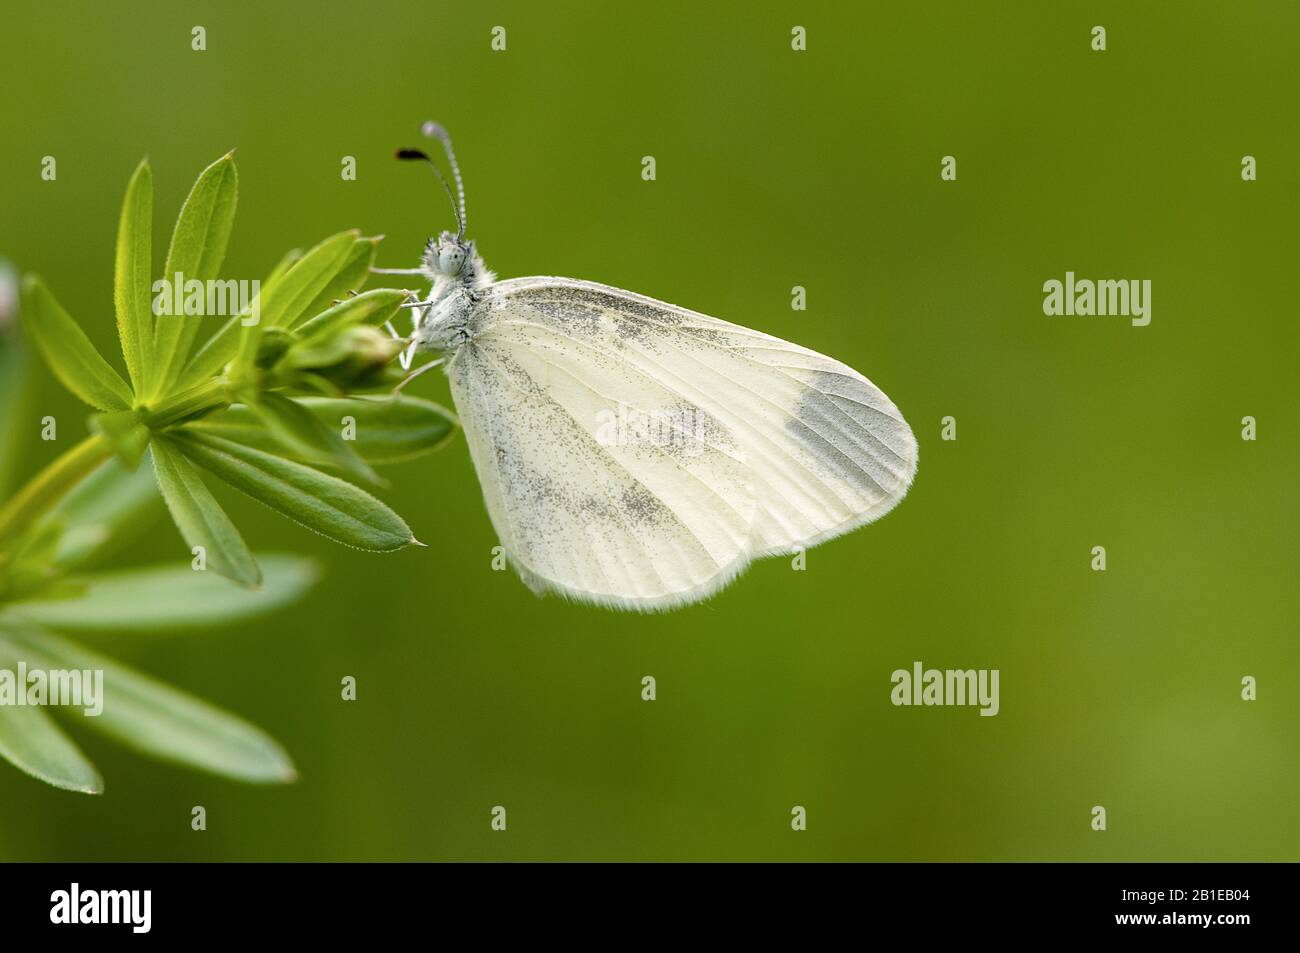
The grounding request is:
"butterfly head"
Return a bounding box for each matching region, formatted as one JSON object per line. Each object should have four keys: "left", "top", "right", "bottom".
{"left": 420, "top": 231, "right": 494, "bottom": 293}
{"left": 423, "top": 231, "right": 474, "bottom": 278}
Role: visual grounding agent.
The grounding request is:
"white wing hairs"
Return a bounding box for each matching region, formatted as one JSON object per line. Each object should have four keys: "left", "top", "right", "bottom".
{"left": 447, "top": 277, "right": 918, "bottom": 611}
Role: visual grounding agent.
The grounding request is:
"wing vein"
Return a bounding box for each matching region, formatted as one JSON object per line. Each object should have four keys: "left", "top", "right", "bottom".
{"left": 474, "top": 341, "right": 712, "bottom": 598}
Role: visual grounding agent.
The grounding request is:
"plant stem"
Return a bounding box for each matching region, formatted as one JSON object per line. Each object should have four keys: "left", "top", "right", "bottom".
{"left": 0, "top": 433, "right": 113, "bottom": 550}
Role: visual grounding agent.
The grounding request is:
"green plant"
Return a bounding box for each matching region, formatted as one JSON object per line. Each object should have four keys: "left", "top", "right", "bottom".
{"left": 0, "top": 155, "right": 455, "bottom": 793}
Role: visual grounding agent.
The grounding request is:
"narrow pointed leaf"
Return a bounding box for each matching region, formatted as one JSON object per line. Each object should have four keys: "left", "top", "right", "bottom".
{"left": 151, "top": 438, "right": 261, "bottom": 587}
{"left": 231, "top": 230, "right": 359, "bottom": 376}
{"left": 263, "top": 231, "right": 364, "bottom": 330}
{"left": 176, "top": 314, "right": 239, "bottom": 389}
{"left": 152, "top": 153, "right": 239, "bottom": 396}
{"left": 297, "top": 236, "right": 379, "bottom": 324}
{"left": 192, "top": 395, "right": 457, "bottom": 464}
{"left": 170, "top": 430, "right": 414, "bottom": 551}
{"left": 4, "top": 629, "right": 296, "bottom": 784}
{"left": 183, "top": 230, "right": 359, "bottom": 389}
{"left": 293, "top": 287, "right": 407, "bottom": 339}
{"left": 114, "top": 159, "right": 154, "bottom": 394}
{"left": 2, "top": 554, "right": 317, "bottom": 631}
{"left": 246, "top": 392, "right": 381, "bottom": 485}
{"left": 19, "top": 275, "right": 132, "bottom": 410}
{"left": 178, "top": 253, "right": 292, "bottom": 394}
{"left": 264, "top": 247, "right": 303, "bottom": 285}
{"left": 0, "top": 635, "right": 102, "bottom": 793}
{"left": 0, "top": 703, "right": 104, "bottom": 794}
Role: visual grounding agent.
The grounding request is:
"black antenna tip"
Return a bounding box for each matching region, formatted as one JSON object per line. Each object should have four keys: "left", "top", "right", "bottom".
{"left": 395, "top": 148, "right": 430, "bottom": 161}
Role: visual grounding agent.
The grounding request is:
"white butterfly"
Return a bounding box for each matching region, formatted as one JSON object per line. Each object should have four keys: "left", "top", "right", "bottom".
{"left": 378, "top": 123, "right": 918, "bottom": 611}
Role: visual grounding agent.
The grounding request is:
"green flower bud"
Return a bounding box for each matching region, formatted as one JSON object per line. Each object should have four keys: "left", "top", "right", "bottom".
{"left": 280, "top": 324, "right": 403, "bottom": 391}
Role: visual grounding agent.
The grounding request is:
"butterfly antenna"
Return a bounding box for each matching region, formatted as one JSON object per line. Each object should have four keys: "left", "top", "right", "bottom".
{"left": 395, "top": 147, "right": 462, "bottom": 236}
{"left": 420, "top": 121, "right": 467, "bottom": 238}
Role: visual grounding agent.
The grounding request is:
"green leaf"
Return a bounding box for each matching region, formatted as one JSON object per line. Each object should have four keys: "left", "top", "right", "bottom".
{"left": 89, "top": 409, "right": 150, "bottom": 468}
{"left": 297, "top": 236, "right": 379, "bottom": 323}
{"left": 264, "top": 247, "right": 303, "bottom": 285}
{"left": 174, "top": 314, "right": 239, "bottom": 390}
{"left": 2, "top": 554, "right": 316, "bottom": 631}
{"left": 151, "top": 438, "right": 261, "bottom": 587}
{"left": 182, "top": 230, "right": 359, "bottom": 389}
{"left": 19, "top": 275, "right": 133, "bottom": 410}
{"left": 114, "top": 159, "right": 154, "bottom": 395}
{"left": 246, "top": 392, "right": 381, "bottom": 486}
{"left": 46, "top": 456, "right": 162, "bottom": 569}
{"left": 152, "top": 153, "right": 239, "bottom": 398}
{"left": 192, "top": 395, "right": 458, "bottom": 465}
{"left": 3, "top": 628, "right": 296, "bottom": 784}
{"left": 170, "top": 430, "right": 416, "bottom": 551}
{"left": 0, "top": 701, "right": 104, "bottom": 794}
{"left": 0, "top": 632, "right": 103, "bottom": 793}
{"left": 293, "top": 287, "right": 408, "bottom": 340}
{"left": 230, "top": 230, "right": 360, "bottom": 376}
{"left": 253, "top": 230, "right": 362, "bottom": 332}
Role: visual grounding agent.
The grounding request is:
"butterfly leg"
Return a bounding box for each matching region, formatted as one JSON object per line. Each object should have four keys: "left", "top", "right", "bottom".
{"left": 393, "top": 356, "right": 445, "bottom": 394}
{"left": 384, "top": 291, "right": 431, "bottom": 371}
{"left": 370, "top": 266, "right": 426, "bottom": 275}
{"left": 383, "top": 319, "right": 413, "bottom": 370}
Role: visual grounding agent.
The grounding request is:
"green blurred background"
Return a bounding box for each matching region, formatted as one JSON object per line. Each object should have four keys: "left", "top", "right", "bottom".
{"left": 1, "top": 1, "right": 1295, "bottom": 860}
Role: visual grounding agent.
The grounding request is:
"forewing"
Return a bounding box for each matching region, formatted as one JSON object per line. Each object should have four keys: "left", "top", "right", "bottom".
{"left": 449, "top": 277, "right": 917, "bottom": 610}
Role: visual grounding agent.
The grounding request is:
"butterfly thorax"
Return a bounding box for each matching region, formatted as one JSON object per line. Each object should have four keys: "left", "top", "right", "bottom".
{"left": 412, "top": 231, "right": 496, "bottom": 355}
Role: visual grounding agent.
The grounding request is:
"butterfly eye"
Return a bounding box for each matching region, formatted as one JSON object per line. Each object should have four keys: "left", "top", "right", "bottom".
{"left": 438, "top": 244, "right": 466, "bottom": 275}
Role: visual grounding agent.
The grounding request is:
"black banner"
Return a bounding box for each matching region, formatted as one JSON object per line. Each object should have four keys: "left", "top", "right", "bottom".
{"left": 5, "top": 862, "right": 1281, "bottom": 939}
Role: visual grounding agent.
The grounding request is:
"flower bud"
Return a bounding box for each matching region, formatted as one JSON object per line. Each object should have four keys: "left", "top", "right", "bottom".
{"left": 281, "top": 324, "right": 403, "bottom": 390}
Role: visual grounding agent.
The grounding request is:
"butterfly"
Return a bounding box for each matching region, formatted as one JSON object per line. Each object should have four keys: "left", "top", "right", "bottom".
{"left": 377, "top": 122, "right": 918, "bottom": 611}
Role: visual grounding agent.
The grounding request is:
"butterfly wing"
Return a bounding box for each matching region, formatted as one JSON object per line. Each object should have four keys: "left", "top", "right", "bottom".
{"left": 448, "top": 277, "right": 917, "bottom": 611}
